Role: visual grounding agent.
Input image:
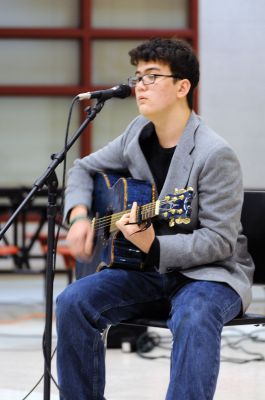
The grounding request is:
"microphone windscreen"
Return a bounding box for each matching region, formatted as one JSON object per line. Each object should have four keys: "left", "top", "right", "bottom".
{"left": 116, "top": 84, "right": 131, "bottom": 98}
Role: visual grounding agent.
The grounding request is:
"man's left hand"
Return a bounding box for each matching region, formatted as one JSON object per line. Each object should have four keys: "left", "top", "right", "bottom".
{"left": 115, "top": 202, "right": 155, "bottom": 253}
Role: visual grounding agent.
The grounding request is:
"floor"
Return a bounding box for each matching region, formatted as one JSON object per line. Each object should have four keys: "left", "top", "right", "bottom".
{"left": 0, "top": 267, "right": 265, "bottom": 400}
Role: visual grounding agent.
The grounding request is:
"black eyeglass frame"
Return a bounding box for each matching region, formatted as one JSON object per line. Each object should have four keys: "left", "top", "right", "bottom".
{"left": 128, "top": 73, "right": 183, "bottom": 87}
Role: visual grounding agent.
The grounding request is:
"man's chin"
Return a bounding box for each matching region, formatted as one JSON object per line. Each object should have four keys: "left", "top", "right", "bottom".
{"left": 138, "top": 105, "right": 152, "bottom": 119}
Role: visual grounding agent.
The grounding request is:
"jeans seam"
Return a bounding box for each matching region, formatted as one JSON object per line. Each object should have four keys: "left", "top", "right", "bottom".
{"left": 206, "top": 320, "right": 222, "bottom": 400}
{"left": 205, "top": 297, "right": 241, "bottom": 400}
{"left": 220, "top": 295, "right": 242, "bottom": 323}
{"left": 92, "top": 335, "right": 99, "bottom": 400}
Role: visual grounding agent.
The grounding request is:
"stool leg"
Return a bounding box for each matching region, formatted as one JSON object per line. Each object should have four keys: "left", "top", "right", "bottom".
{"left": 102, "top": 325, "right": 111, "bottom": 356}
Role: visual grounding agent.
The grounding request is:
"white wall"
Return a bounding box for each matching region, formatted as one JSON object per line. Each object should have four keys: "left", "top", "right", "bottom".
{"left": 199, "top": 0, "right": 265, "bottom": 189}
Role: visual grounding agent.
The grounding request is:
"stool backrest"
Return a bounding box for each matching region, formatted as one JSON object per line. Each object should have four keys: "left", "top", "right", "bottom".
{"left": 241, "top": 190, "right": 265, "bottom": 284}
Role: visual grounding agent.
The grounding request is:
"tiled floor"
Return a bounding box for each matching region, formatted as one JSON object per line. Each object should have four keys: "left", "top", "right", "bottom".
{"left": 0, "top": 272, "right": 265, "bottom": 400}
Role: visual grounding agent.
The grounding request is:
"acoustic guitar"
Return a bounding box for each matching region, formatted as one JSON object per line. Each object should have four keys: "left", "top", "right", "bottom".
{"left": 76, "top": 172, "right": 193, "bottom": 278}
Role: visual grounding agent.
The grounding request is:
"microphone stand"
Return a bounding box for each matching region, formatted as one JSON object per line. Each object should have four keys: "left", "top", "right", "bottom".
{"left": 0, "top": 99, "right": 106, "bottom": 400}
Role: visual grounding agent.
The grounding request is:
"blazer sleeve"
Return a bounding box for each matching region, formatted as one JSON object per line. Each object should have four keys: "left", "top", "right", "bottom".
{"left": 64, "top": 115, "right": 148, "bottom": 219}
{"left": 64, "top": 133, "right": 128, "bottom": 219}
{"left": 157, "top": 144, "right": 244, "bottom": 273}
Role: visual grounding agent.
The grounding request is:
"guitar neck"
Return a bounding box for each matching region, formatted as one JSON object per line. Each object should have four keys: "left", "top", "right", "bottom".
{"left": 92, "top": 187, "right": 193, "bottom": 234}
{"left": 107, "top": 200, "right": 160, "bottom": 233}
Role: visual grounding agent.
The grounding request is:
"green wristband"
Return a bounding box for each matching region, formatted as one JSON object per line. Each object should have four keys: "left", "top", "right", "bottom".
{"left": 69, "top": 214, "right": 89, "bottom": 228}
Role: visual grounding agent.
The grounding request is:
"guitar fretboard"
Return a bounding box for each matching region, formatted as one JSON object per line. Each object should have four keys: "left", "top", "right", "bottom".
{"left": 93, "top": 200, "right": 160, "bottom": 233}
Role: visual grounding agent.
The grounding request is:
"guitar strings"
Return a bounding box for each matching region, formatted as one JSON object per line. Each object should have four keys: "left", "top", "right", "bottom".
{"left": 93, "top": 202, "right": 159, "bottom": 231}
{"left": 92, "top": 198, "right": 186, "bottom": 231}
{"left": 93, "top": 203, "right": 157, "bottom": 231}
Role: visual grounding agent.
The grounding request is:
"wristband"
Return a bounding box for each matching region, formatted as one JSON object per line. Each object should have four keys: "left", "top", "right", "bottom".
{"left": 69, "top": 214, "right": 90, "bottom": 228}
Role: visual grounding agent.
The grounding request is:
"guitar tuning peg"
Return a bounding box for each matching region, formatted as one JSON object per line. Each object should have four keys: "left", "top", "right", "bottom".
{"left": 163, "top": 211, "right": 168, "bottom": 218}
{"left": 176, "top": 209, "right": 183, "bottom": 215}
{"left": 174, "top": 188, "right": 185, "bottom": 194}
{"left": 164, "top": 195, "right": 171, "bottom": 201}
{"left": 175, "top": 217, "right": 183, "bottom": 224}
{"left": 169, "top": 218, "right": 175, "bottom": 227}
{"left": 174, "top": 217, "right": 191, "bottom": 224}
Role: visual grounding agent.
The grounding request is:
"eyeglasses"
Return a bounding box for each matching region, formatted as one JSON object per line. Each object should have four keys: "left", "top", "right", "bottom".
{"left": 128, "top": 73, "right": 182, "bottom": 87}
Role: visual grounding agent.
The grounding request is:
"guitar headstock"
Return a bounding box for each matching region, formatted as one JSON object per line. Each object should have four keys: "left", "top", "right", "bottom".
{"left": 159, "top": 187, "right": 194, "bottom": 226}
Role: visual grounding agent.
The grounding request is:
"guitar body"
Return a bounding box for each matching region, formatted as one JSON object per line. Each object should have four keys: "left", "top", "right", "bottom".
{"left": 76, "top": 172, "right": 156, "bottom": 279}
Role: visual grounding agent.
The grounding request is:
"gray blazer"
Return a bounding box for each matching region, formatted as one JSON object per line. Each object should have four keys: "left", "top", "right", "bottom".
{"left": 65, "top": 112, "right": 254, "bottom": 311}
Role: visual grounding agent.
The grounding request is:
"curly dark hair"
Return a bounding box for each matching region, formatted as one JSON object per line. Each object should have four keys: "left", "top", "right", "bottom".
{"left": 129, "top": 38, "right": 200, "bottom": 109}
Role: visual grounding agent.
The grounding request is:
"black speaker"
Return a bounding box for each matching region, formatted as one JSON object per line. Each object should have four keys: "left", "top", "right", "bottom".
{"left": 107, "top": 324, "right": 147, "bottom": 350}
{"left": 241, "top": 191, "right": 265, "bottom": 284}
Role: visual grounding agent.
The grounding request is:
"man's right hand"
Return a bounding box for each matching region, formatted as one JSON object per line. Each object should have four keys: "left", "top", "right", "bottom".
{"left": 66, "top": 206, "right": 94, "bottom": 260}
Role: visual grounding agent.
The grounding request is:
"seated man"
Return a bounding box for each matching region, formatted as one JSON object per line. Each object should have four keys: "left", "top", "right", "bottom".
{"left": 56, "top": 37, "right": 254, "bottom": 400}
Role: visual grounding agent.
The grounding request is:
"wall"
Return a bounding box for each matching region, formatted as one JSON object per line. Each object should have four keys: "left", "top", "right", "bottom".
{"left": 1, "top": 1, "right": 265, "bottom": 189}
{"left": 199, "top": 0, "right": 265, "bottom": 189}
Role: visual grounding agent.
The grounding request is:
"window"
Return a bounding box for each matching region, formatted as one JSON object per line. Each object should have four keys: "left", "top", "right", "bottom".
{"left": 0, "top": 0, "right": 198, "bottom": 185}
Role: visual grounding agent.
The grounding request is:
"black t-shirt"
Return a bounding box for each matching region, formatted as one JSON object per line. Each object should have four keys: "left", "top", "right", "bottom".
{"left": 140, "top": 124, "right": 176, "bottom": 194}
{"left": 139, "top": 123, "right": 176, "bottom": 269}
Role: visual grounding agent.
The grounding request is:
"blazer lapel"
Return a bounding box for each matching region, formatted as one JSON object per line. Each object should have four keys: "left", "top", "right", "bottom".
{"left": 159, "top": 112, "right": 201, "bottom": 199}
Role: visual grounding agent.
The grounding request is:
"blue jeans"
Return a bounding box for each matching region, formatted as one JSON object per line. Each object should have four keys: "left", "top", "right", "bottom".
{"left": 56, "top": 268, "right": 241, "bottom": 400}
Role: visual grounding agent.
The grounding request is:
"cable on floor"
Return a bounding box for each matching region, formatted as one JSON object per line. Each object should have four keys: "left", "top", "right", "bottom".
{"left": 135, "top": 328, "right": 265, "bottom": 363}
{"left": 221, "top": 328, "right": 265, "bottom": 363}
{"left": 136, "top": 331, "right": 171, "bottom": 360}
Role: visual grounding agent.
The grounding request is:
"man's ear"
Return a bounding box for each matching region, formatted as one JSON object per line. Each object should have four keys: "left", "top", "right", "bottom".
{"left": 177, "top": 79, "right": 191, "bottom": 99}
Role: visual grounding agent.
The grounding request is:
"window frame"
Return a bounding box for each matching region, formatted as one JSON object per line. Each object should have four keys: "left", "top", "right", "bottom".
{"left": 0, "top": 0, "right": 198, "bottom": 156}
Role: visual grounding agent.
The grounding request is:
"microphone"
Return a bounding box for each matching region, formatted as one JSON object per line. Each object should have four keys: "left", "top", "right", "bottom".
{"left": 77, "top": 84, "right": 131, "bottom": 101}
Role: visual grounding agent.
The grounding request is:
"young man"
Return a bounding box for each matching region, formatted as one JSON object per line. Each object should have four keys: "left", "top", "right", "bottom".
{"left": 56, "top": 38, "right": 254, "bottom": 400}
